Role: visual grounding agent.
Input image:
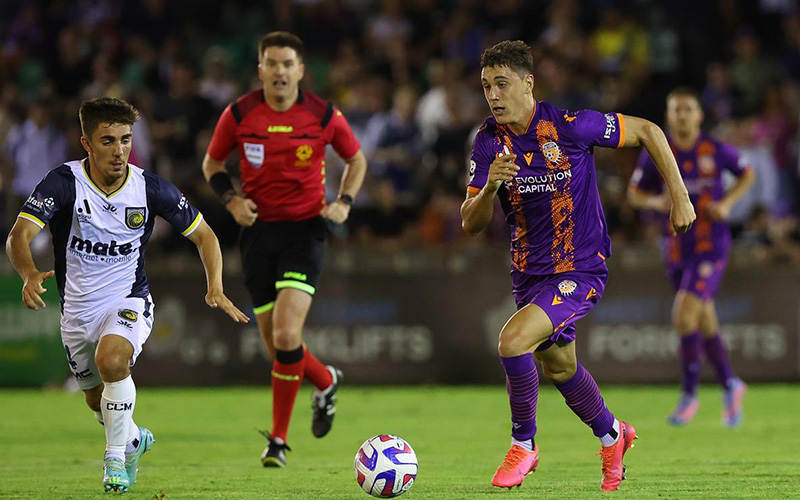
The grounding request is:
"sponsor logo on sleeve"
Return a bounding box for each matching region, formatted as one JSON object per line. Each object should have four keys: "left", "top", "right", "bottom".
{"left": 26, "top": 195, "right": 55, "bottom": 212}
{"left": 604, "top": 114, "right": 617, "bottom": 139}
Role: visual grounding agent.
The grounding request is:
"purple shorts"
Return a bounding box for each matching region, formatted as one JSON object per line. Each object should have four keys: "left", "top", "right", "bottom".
{"left": 511, "top": 264, "right": 608, "bottom": 351}
{"left": 666, "top": 256, "right": 728, "bottom": 301}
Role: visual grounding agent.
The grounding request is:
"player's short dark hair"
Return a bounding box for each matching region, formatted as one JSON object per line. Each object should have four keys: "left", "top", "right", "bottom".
{"left": 259, "top": 31, "right": 304, "bottom": 60}
{"left": 480, "top": 40, "right": 534, "bottom": 77}
{"left": 79, "top": 97, "right": 139, "bottom": 137}
{"left": 667, "top": 86, "right": 702, "bottom": 106}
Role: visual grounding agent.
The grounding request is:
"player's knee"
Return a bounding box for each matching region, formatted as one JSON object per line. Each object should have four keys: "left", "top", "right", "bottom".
{"left": 497, "top": 327, "right": 526, "bottom": 357}
{"left": 95, "top": 352, "right": 129, "bottom": 382}
{"left": 272, "top": 326, "right": 302, "bottom": 351}
{"left": 672, "top": 310, "right": 699, "bottom": 335}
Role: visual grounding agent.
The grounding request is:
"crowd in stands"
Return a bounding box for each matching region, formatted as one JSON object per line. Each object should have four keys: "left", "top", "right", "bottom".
{"left": 1, "top": 0, "right": 799, "bottom": 264}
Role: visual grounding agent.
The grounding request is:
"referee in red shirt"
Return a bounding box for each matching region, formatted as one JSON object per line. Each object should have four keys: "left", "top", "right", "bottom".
{"left": 202, "top": 32, "right": 367, "bottom": 467}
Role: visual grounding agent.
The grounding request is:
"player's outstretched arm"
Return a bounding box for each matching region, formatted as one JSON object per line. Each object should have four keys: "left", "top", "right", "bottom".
{"left": 185, "top": 219, "right": 250, "bottom": 324}
{"left": 708, "top": 167, "right": 755, "bottom": 221}
{"left": 621, "top": 116, "right": 696, "bottom": 234}
{"left": 5, "top": 218, "right": 54, "bottom": 310}
{"left": 461, "top": 153, "right": 519, "bottom": 236}
{"left": 321, "top": 149, "right": 368, "bottom": 224}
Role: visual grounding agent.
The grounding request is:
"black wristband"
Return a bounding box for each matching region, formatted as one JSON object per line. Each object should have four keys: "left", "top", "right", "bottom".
{"left": 337, "top": 193, "right": 354, "bottom": 206}
{"left": 209, "top": 172, "right": 235, "bottom": 201}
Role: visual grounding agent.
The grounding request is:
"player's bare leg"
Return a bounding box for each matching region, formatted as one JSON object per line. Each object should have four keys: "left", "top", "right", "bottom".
{"left": 669, "top": 290, "right": 704, "bottom": 425}
{"left": 84, "top": 384, "right": 105, "bottom": 426}
{"left": 699, "top": 300, "right": 746, "bottom": 427}
{"left": 491, "top": 304, "right": 551, "bottom": 489}
{"left": 255, "top": 308, "right": 277, "bottom": 361}
{"left": 536, "top": 341, "right": 636, "bottom": 491}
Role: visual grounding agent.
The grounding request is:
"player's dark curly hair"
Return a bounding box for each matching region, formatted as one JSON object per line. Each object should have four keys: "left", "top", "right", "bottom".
{"left": 480, "top": 40, "right": 534, "bottom": 77}
{"left": 79, "top": 97, "right": 139, "bottom": 137}
{"left": 259, "top": 31, "right": 305, "bottom": 60}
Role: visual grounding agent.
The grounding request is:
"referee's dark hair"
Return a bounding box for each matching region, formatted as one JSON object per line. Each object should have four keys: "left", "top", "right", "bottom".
{"left": 79, "top": 97, "right": 139, "bottom": 137}
{"left": 480, "top": 40, "right": 534, "bottom": 79}
{"left": 259, "top": 31, "right": 304, "bottom": 60}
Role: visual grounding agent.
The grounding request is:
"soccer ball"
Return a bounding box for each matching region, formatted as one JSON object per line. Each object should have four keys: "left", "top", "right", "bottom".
{"left": 354, "top": 435, "right": 418, "bottom": 498}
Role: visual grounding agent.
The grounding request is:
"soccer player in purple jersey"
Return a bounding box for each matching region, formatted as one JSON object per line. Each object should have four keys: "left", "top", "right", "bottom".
{"left": 461, "top": 41, "right": 696, "bottom": 491}
{"left": 628, "top": 87, "right": 754, "bottom": 428}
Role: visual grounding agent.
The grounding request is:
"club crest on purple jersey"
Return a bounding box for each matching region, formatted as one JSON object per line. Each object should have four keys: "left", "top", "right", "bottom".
{"left": 558, "top": 280, "right": 577, "bottom": 296}
{"left": 699, "top": 155, "right": 716, "bottom": 175}
{"left": 542, "top": 141, "right": 561, "bottom": 163}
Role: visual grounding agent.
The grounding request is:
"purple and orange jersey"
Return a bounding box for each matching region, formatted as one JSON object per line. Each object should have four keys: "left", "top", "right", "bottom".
{"left": 468, "top": 100, "right": 626, "bottom": 275}
{"left": 630, "top": 133, "right": 750, "bottom": 264}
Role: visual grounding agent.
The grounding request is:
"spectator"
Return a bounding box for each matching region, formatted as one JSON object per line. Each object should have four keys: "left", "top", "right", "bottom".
{"left": 4, "top": 99, "right": 67, "bottom": 207}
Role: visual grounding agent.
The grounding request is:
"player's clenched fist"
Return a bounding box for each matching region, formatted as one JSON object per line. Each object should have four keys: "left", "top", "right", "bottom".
{"left": 226, "top": 196, "right": 258, "bottom": 227}
{"left": 486, "top": 153, "right": 520, "bottom": 193}
{"left": 670, "top": 197, "right": 696, "bottom": 235}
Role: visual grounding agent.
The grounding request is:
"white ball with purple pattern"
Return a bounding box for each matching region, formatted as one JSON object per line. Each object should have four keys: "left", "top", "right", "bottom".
{"left": 354, "top": 435, "right": 418, "bottom": 498}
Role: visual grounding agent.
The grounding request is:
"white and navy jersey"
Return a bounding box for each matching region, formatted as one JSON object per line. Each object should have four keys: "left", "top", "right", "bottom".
{"left": 19, "top": 159, "right": 203, "bottom": 316}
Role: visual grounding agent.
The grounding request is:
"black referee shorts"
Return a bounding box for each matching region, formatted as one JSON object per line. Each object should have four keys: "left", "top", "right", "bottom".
{"left": 239, "top": 216, "right": 328, "bottom": 314}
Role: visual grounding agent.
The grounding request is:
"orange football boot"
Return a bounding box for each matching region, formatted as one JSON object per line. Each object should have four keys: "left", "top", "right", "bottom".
{"left": 491, "top": 444, "right": 539, "bottom": 489}
{"left": 598, "top": 421, "right": 637, "bottom": 491}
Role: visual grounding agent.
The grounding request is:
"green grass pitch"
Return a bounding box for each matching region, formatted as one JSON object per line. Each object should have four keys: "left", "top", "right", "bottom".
{"left": 1, "top": 385, "right": 799, "bottom": 499}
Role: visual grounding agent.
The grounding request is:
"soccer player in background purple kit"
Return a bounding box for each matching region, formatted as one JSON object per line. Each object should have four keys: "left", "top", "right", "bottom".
{"left": 461, "top": 41, "right": 696, "bottom": 491}
{"left": 628, "top": 88, "right": 754, "bottom": 428}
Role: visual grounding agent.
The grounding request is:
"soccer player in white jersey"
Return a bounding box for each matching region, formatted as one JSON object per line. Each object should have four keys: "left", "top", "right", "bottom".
{"left": 5, "top": 97, "right": 250, "bottom": 493}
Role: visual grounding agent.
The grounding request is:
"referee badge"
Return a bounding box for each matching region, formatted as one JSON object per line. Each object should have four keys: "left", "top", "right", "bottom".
{"left": 244, "top": 142, "right": 264, "bottom": 168}
{"left": 125, "top": 207, "right": 146, "bottom": 229}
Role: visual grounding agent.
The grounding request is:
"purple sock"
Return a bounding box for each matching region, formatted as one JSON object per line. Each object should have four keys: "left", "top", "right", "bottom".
{"left": 680, "top": 332, "right": 702, "bottom": 395}
{"left": 500, "top": 353, "right": 539, "bottom": 442}
{"left": 703, "top": 334, "right": 734, "bottom": 389}
{"left": 555, "top": 363, "right": 615, "bottom": 438}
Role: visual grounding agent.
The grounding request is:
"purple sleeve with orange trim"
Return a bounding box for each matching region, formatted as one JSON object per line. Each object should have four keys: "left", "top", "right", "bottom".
{"left": 564, "top": 109, "right": 626, "bottom": 149}
{"left": 717, "top": 142, "right": 748, "bottom": 177}
{"left": 629, "top": 148, "right": 664, "bottom": 193}
{"left": 466, "top": 129, "right": 493, "bottom": 194}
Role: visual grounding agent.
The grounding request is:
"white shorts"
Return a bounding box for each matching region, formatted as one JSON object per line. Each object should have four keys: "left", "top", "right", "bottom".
{"left": 61, "top": 295, "right": 154, "bottom": 390}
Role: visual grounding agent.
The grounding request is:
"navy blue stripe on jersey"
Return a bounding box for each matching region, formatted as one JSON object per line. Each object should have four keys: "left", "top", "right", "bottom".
{"left": 128, "top": 204, "right": 154, "bottom": 299}
{"left": 31, "top": 165, "right": 77, "bottom": 308}
{"left": 142, "top": 170, "right": 201, "bottom": 233}
{"left": 130, "top": 171, "right": 202, "bottom": 298}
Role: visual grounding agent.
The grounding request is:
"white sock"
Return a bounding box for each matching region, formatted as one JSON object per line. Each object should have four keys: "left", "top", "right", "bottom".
{"left": 101, "top": 375, "right": 136, "bottom": 461}
{"left": 94, "top": 410, "right": 104, "bottom": 426}
{"left": 599, "top": 419, "right": 620, "bottom": 447}
{"left": 511, "top": 438, "right": 534, "bottom": 451}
